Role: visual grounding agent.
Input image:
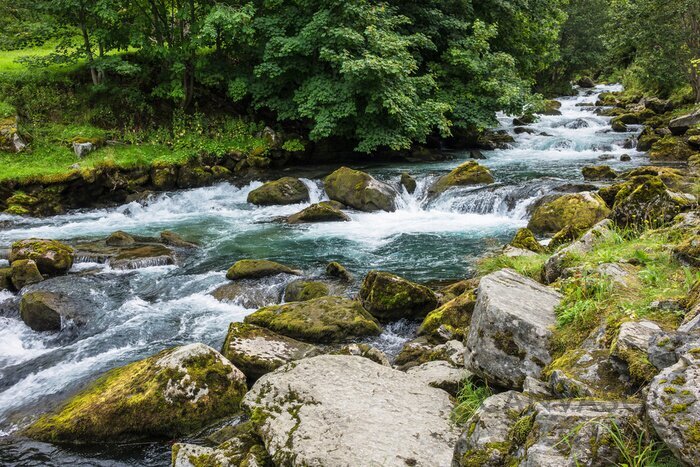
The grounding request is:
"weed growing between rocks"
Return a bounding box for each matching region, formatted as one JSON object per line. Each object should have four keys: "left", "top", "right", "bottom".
{"left": 451, "top": 380, "right": 492, "bottom": 426}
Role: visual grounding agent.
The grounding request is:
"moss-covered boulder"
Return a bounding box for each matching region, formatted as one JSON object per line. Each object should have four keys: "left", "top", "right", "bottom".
{"left": 674, "top": 236, "right": 700, "bottom": 267}
{"left": 509, "top": 228, "right": 547, "bottom": 254}
{"left": 221, "top": 322, "right": 318, "bottom": 381}
{"left": 0, "top": 267, "right": 12, "bottom": 291}
{"left": 105, "top": 231, "right": 135, "bottom": 247}
{"left": 284, "top": 280, "right": 329, "bottom": 302}
{"left": 287, "top": 202, "right": 349, "bottom": 224}
{"left": 247, "top": 177, "right": 310, "bottom": 206}
{"left": 172, "top": 421, "right": 270, "bottom": 467}
{"left": 244, "top": 296, "right": 381, "bottom": 343}
{"left": 527, "top": 192, "right": 610, "bottom": 235}
{"left": 10, "top": 259, "right": 44, "bottom": 290}
{"left": 582, "top": 165, "right": 617, "bottom": 181}
{"left": 9, "top": 239, "right": 74, "bottom": 276}
{"left": 611, "top": 175, "right": 693, "bottom": 228}
{"left": 418, "top": 290, "right": 475, "bottom": 342}
{"left": 19, "top": 291, "right": 85, "bottom": 332}
{"left": 400, "top": 172, "right": 417, "bottom": 194}
{"left": 611, "top": 119, "right": 628, "bottom": 132}
{"left": 226, "top": 259, "right": 299, "bottom": 281}
{"left": 323, "top": 167, "right": 397, "bottom": 212}
{"left": 548, "top": 224, "right": 582, "bottom": 251}
{"left": 539, "top": 100, "right": 562, "bottom": 116}
{"left": 650, "top": 136, "right": 696, "bottom": 161}
{"left": 359, "top": 271, "right": 438, "bottom": 321}
{"left": 622, "top": 166, "right": 686, "bottom": 191}
{"left": 109, "top": 244, "right": 175, "bottom": 270}
{"left": 577, "top": 76, "right": 595, "bottom": 88}
{"left": 24, "top": 343, "right": 247, "bottom": 443}
{"left": 637, "top": 130, "right": 661, "bottom": 152}
{"left": 326, "top": 261, "right": 353, "bottom": 282}
{"left": 429, "top": 161, "right": 494, "bottom": 195}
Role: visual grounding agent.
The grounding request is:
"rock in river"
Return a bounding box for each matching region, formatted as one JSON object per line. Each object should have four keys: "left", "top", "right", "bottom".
{"left": 10, "top": 259, "right": 44, "bottom": 290}
{"left": 324, "top": 166, "right": 397, "bottom": 212}
{"left": 243, "top": 355, "right": 458, "bottom": 466}
{"left": 528, "top": 192, "right": 610, "bottom": 235}
{"left": 9, "top": 239, "right": 74, "bottom": 276}
{"left": 464, "top": 269, "right": 562, "bottom": 389}
{"left": 247, "top": 177, "right": 310, "bottom": 206}
{"left": 221, "top": 322, "right": 318, "bottom": 381}
{"left": 25, "top": 343, "right": 247, "bottom": 443}
{"left": 287, "top": 201, "right": 350, "bottom": 224}
{"left": 244, "top": 296, "right": 381, "bottom": 343}
{"left": 359, "top": 270, "right": 438, "bottom": 321}
{"left": 429, "top": 161, "right": 494, "bottom": 195}
{"left": 20, "top": 290, "right": 86, "bottom": 332}
{"left": 226, "top": 259, "right": 299, "bottom": 281}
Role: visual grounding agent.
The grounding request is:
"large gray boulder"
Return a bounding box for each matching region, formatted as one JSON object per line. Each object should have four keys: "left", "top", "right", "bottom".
{"left": 324, "top": 167, "right": 397, "bottom": 212}
{"left": 243, "top": 355, "right": 458, "bottom": 466}
{"left": 669, "top": 110, "right": 700, "bottom": 136}
{"left": 647, "top": 350, "right": 700, "bottom": 465}
{"left": 464, "top": 269, "right": 561, "bottom": 389}
{"left": 453, "top": 392, "right": 644, "bottom": 467}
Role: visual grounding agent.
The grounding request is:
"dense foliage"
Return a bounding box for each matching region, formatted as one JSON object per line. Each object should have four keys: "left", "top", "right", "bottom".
{"left": 0, "top": 0, "right": 698, "bottom": 152}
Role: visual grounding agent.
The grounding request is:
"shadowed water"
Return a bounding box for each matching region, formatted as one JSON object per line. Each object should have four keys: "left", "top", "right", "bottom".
{"left": 0, "top": 84, "right": 645, "bottom": 466}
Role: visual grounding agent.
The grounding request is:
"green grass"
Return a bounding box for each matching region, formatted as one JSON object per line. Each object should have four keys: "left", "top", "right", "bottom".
{"left": 451, "top": 380, "right": 492, "bottom": 425}
{"left": 476, "top": 253, "right": 548, "bottom": 281}
{"left": 0, "top": 100, "right": 15, "bottom": 118}
{"left": 0, "top": 44, "right": 59, "bottom": 75}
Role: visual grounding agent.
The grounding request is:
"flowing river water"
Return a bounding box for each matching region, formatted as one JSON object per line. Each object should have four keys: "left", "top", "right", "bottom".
{"left": 0, "top": 84, "right": 645, "bottom": 465}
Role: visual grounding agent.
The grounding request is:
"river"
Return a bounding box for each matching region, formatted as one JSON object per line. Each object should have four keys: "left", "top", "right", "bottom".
{"left": 0, "top": 84, "right": 644, "bottom": 465}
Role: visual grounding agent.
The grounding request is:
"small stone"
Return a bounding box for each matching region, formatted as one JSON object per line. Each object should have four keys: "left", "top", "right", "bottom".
{"left": 72, "top": 142, "right": 95, "bottom": 158}
{"left": 326, "top": 261, "right": 353, "bottom": 282}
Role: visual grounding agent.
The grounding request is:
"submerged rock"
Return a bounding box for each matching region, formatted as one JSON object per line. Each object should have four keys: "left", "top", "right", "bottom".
{"left": 283, "top": 280, "right": 329, "bottom": 302}
{"left": 221, "top": 322, "right": 318, "bottom": 381}
{"left": 359, "top": 271, "right": 438, "bottom": 321}
{"left": 243, "top": 355, "right": 458, "bottom": 466}
{"left": 528, "top": 192, "right": 610, "bottom": 235}
{"left": 324, "top": 167, "right": 397, "bottom": 212}
{"left": 9, "top": 239, "right": 74, "bottom": 276}
{"left": 19, "top": 291, "right": 87, "bottom": 332}
{"left": 109, "top": 244, "right": 175, "bottom": 269}
{"left": 647, "top": 349, "right": 700, "bottom": 465}
{"left": 226, "top": 259, "right": 299, "bottom": 281}
{"left": 105, "top": 231, "right": 135, "bottom": 247}
{"left": 429, "top": 161, "right": 495, "bottom": 195}
{"left": 244, "top": 296, "right": 381, "bottom": 343}
{"left": 464, "top": 269, "right": 562, "bottom": 389}
{"left": 10, "top": 259, "right": 44, "bottom": 290}
{"left": 160, "top": 231, "right": 198, "bottom": 248}
{"left": 247, "top": 177, "right": 310, "bottom": 206}
{"left": 287, "top": 201, "right": 349, "bottom": 224}
{"left": 25, "top": 343, "right": 247, "bottom": 443}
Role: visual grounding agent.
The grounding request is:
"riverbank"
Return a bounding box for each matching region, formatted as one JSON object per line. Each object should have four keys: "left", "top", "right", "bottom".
{"left": 1, "top": 84, "right": 700, "bottom": 466}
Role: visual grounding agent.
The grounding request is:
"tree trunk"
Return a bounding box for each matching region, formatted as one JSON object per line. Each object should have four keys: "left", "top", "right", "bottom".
{"left": 78, "top": 9, "right": 99, "bottom": 86}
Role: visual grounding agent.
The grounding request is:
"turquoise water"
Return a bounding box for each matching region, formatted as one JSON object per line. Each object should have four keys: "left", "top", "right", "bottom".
{"left": 0, "top": 85, "right": 646, "bottom": 465}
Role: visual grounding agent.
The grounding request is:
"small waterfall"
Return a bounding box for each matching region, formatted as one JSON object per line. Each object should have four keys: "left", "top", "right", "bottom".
{"left": 107, "top": 256, "right": 175, "bottom": 270}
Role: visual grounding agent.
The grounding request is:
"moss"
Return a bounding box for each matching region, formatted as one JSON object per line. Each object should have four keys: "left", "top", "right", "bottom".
{"left": 612, "top": 175, "right": 691, "bottom": 228}
{"left": 24, "top": 345, "right": 246, "bottom": 443}
{"left": 247, "top": 177, "right": 309, "bottom": 206}
{"left": 287, "top": 202, "right": 349, "bottom": 224}
{"left": 618, "top": 348, "right": 657, "bottom": 384}
{"left": 430, "top": 161, "right": 495, "bottom": 194}
{"left": 687, "top": 422, "right": 700, "bottom": 444}
{"left": 418, "top": 290, "right": 475, "bottom": 340}
{"left": 244, "top": 296, "right": 381, "bottom": 343}
{"left": 226, "top": 259, "right": 297, "bottom": 281}
{"left": 9, "top": 239, "right": 74, "bottom": 275}
{"left": 326, "top": 261, "right": 353, "bottom": 282}
{"left": 4, "top": 204, "right": 31, "bottom": 215}
{"left": 668, "top": 403, "right": 690, "bottom": 414}
{"left": 284, "top": 281, "right": 330, "bottom": 302}
{"left": 582, "top": 165, "right": 617, "bottom": 181}
{"left": 510, "top": 228, "right": 547, "bottom": 254}
{"left": 509, "top": 412, "right": 535, "bottom": 446}
{"left": 492, "top": 330, "right": 526, "bottom": 359}
{"left": 650, "top": 135, "right": 695, "bottom": 161}
{"left": 359, "top": 270, "right": 438, "bottom": 321}
{"left": 528, "top": 192, "right": 610, "bottom": 235}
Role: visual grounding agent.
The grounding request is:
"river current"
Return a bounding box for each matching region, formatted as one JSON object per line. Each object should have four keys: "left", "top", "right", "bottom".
{"left": 0, "top": 84, "right": 644, "bottom": 465}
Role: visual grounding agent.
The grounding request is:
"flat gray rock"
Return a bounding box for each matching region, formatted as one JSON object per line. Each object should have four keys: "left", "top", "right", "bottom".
{"left": 243, "top": 355, "right": 458, "bottom": 466}
{"left": 406, "top": 360, "right": 471, "bottom": 395}
{"left": 464, "top": 269, "right": 562, "bottom": 389}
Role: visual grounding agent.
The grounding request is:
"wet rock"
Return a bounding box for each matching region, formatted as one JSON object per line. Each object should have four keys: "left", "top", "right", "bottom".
{"left": 9, "top": 239, "right": 74, "bottom": 276}
{"left": 359, "top": 271, "right": 438, "bottom": 321}
{"left": 418, "top": 290, "right": 475, "bottom": 342}
{"left": 283, "top": 280, "right": 329, "bottom": 302}
{"left": 287, "top": 201, "right": 349, "bottom": 224}
{"left": 10, "top": 259, "right": 44, "bottom": 290}
{"left": 105, "top": 231, "right": 135, "bottom": 247}
{"left": 395, "top": 338, "right": 464, "bottom": 370}
{"left": 335, "top": 343, "right": 390, "bottom": 366}
{"left": 476, "top": 131, "right": 514, "bottom": 150}
{"left": 25, "top": 343, "right": 247, "bottom": 443}
{"left": 543, "top": 219, "right": 615, "bottom": 283}
{"left": 211, "top": 281, "right": 281, "bottom": 309}
{"left": 577, "top": 76, "right": 595, "bottom": 88}
{"left": 109, "top": 244, "right": 175, "bottom": 269}
{"left": 464, "top": 269, "right": 561, "bottom": 389}
{"left": 406, "top": 360, "right": 470, "bottom": 395}
{"left": 539, "top": 100, "right": 562, "bottom": 116}
{"left": 513, "top": 114, "right": 536, "bottom": 126}
{"left": 226, "top": 259, "right": 299, "bottom": 281}
{"left": 400, "top": 172, "right": 417, "bottom": 194}
{"left": 620, "top": 154, "right": 632, "bottom": 161}
{"left": 0, "top": 267, "right": 12, "bottom": 291}
{"left": 647, "top": 350, "right": 700, "bottom": 465}
{"left": 429, "top": 161, "right": 495, "bottom": 195}
{"left": 650, "top": 135, "right": 696, "bottom": 161}
{"left": 509, "top": 228, "right": 546, "bottom": 254}
{"left": 160, "top": 231, "right": 198, "bottom": 248}
{"left": 669, "top": 109, "right": 700, "bottom": 136}
{"left": 528, "top": 192, "right": 610, "bottom": 235}
{"left": 582, "top": 165, "right": 617, "bottom": 181}
{"left": 469, "top": 149, "right": 487, "bottom": 159}
{"left": 611, "top": 175, "right": 693, "bottom": 228}
{"left": 243, "top": 355, "right": 458, "bottom": 466}
{"left": 324, "top": 167, "right": 397, "bottom": 212}
{"left": 247, "top": 177, "right": 310, "bottom": 206}
{"left": 19, "top": 291, "right": 86, "bottom": 332}
{"left": 244, "top": 296, "right": 381, "bottom": 343}
{"left": 611, "top": 118, "right": 628, "bottom": 132}
{"left": 325, "top": 261, "right": 352, "bottom": 282}
{"left": 564, "top": 118, "right": 591, "bottom": 130}
{"left": 221, "top": 322, "right": 318, "bottom": 381}
{"left": 513, "top": 127, "right": 536, "bottom": 135}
